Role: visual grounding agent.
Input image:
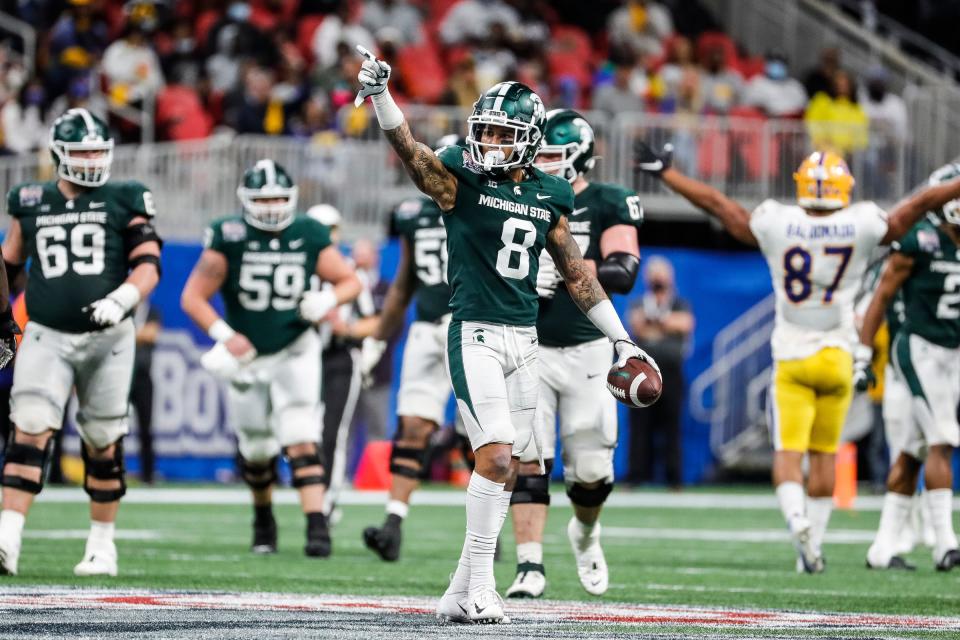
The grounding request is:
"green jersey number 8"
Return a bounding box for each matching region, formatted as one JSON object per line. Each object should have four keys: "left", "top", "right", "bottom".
{"left": 238, "top": 263, "right": 305, "bottom": 311}
{"left": 36, "top": 223, "right": 105, "bottom": 279}
{"left": 496, "top": 218, "right": 537, "bottom": 280}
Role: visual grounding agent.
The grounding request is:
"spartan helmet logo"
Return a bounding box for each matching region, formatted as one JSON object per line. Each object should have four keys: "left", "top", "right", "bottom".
{"left": 514, "top": 185, "right": 522, "bottom": 196}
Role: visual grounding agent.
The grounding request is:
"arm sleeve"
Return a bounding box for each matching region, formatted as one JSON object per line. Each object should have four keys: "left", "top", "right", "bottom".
{"left": 890, "top": 226, "right": 919, "bottom": 257}
{"left": 203, "top": 222, "right": 223, "bottom": 252}
{"left": 5, "top": 187, "right": 21, "bottom": 220}
{"left": 436, "top": 145, "right": 470, "bottom": 180}
{"left": 853, "top": 201, "right": 890, "bottom": 246}
{"left": 550, "top": 180, "right": 575, "bottom": 231}
{"left": 310, "top": 219, "right": 333, "bottom": 253}
{"left": 748, "top": 199, "right": 780, "bottom": 250}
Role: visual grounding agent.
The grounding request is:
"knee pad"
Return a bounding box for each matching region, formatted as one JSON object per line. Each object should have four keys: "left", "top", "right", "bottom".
{"left": 82, "top": 440, "right": 127, "bottom": 503}
{"left": 510, "top": 461, "right": 554, "bottom": 507}
{"left": 283, "top": 446, "right": 327, "bottom": 489}
{"left": 566, "top": 481, "right": 613, "bottom": 508}
{"left": 237, "top": 454, "right": 278, "bottom": 490}
{"left": 1, "top": 433, "right": 53, "bottom": 495}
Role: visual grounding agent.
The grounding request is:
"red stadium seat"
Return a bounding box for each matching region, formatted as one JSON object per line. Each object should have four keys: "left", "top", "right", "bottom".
{"left": 547, "top": 25, "right": 593, "bottom": 88}
{"left": 297, "top": 15, "right": 325, "bottom": 64}
{"left": 398, "top": 41, "right": 447, "bottom": 103}
{"left": 697, "top": 126, "right": 731, "bottom": 179}
{"left": 729, "top": 106, "right": 780, "bottom": 179}
{"left": 696, "top": 32, "right": 738, "bottom": 69}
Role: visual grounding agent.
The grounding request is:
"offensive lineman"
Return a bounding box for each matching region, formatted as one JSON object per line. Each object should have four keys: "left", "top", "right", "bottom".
{"left": 181, "top": 159, "right": 361, "bottom": 557}
{"left": 362, "top": 188, "right": 453, "bottom": 561}
{"left": 0, "top": 109, "right": 162, "bottom": 576}
{"left": 636, "top": 141, "right": 960, "bottom": 573}
{"left": 507, "top": 109, "right": 642, "bottom": 598}
{"left": 858, "top": 164, "right": 960, "bottom": 571}
{"left": 356, "top": 46, "right": 654, "bottom": 623}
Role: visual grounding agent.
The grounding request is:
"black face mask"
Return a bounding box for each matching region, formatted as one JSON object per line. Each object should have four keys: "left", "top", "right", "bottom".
{"left": 650, "top": 281, "right": 667, "bottom": 293}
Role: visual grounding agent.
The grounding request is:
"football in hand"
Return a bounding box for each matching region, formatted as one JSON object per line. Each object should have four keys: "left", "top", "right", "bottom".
{"left": 606, "top": 357, "right": 662, "bottom": 408}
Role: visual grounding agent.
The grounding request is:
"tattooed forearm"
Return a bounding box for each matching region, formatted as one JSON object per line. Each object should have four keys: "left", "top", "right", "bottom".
{"left": 384, "top": 122, "right": 457, "bottom": 210}
{"left": 547, "top": 218, "right": 608, "bottom": 314}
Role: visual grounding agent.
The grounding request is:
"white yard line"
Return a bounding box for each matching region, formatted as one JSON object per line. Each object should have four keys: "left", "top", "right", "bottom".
{"left": 603, "top": 526, "right": 876, "bottom": 544}
{"left": 35, "top": 487, "right": 917, "bottom": 511}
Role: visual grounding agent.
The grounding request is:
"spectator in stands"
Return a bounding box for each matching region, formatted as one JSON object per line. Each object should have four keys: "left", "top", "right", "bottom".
{"left": 313, "top": 41, "right": 365, "bottom": 112}
{"left": 803, "top": 47, "right": 841, "bottom": 99}
{"left": 698, "top": 42, "right": 742, "bottom": 115}
{"left": 438, "top": 0, "right": 520, "bottom": 46}
{"left": 470, "top": 21, "right": 518, "bottom": 88}
{"left": 130, "top": 301, "right": 161, "bottom": 484}
{"left": 859, "top": 66, "right": 906, "bottom": 199}
{"left": 655, "top": 36, "right": 696, "bottom": 111}
{"left": 742, "top": 50, "right": 807, "bottom": 117}
{"left": 440, "top": 54, "right": 481, "bottom": 109}
{"left": 47, "top": 0, "right": 109, "bottom": 97}
{"left": 592, "top": 49, "right": 645, "bottom": 117}
{"left": 46, "top": 74, "right": 107, "bottom": 125}
{"left": 224, "top": 65, "right": 288, "bottom": 135}
{"left": 205, "top": 1, "right": 278, "bottom": 74}
{"left": 628, "top": 256, "right": 693, "bottom": 489}
{"left": 155, "top": 65, "right": 214, "bottom": 141}
{"left": 312, "top": 3, "right": 375, "bottom": 71}
{"left": 1, "top": 78, "right": 48, "bottom": 154}
{"left": 290, "top": 91, "right": 334, "bottom": 139}
{"left": 361, "top": 0, "right": 424, "bottom": 47}
{"left": 607, "top": 0, "right": 674, "bottom": 59}
{"left": 804, "top": 69, "right": 868, "bottom": 155}
{"left": 101, "top": 2, "right": 165, "bottom": 107}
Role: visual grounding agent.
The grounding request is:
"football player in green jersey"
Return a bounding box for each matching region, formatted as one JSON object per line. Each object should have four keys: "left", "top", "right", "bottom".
{"left": 362, "top": 193, "right": 453, "bottom": 562}
{"left": 356, "top": 46, "right": 655, "bottom": 623}
{"left": 181, "top": 159, "right": 361, "bottom": 558}
{"left": 858, "top": 163, "right": 960, "bottom": 572}
{"left": 0, "top": 108, "right": 162, "bottom": 577}
{"left": 507, "top": 110, "right": 643, "bottom": 599}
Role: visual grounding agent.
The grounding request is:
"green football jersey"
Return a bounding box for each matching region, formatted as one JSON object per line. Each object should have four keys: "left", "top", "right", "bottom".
{"left": 7, "top": 180, "right": 156, "bottom": 333}
{"left": 892, "top": 219, "right": 960, "bottom": 348}
{"left": 437, "top": 145, "right": 574, "bottom": 326}
{"left": 391, "top": 196, "right": 451, "bottom": 322}
{"left": 537, "top": 182, "right": 643, "bottom": 347}
{"left": 206, "top": 214, "right": 331, "bottom": 354}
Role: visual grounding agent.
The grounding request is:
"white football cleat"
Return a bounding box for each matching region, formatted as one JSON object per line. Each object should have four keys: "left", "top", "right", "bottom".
{"left": 436, "top": 589, "right": 471, "bottom": 624}
{"left": 73, "top": 539, "right": 118, "bottom": 577}
{"left": 0, "top": 532, "right": 20, "bottom": 576}
{"left": 568, "top": 517, "right": 609, "bottom": 596}
{"left": 789, "top": 516, "right": 823, "bottom": 574}
{"left": 467, "top": 588, "right": 509, "bottom": 624}
{"left": 505, "top": 564, "right": 546, "bottom": 598}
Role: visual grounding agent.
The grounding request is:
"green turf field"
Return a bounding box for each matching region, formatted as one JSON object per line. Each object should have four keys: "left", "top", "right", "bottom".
{"left": 6, "top": 486, "right": 960, "bottom": 620}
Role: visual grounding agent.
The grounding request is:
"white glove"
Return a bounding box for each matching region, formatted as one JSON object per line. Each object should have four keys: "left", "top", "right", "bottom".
{"left": 359, "top": 337, "right": 387, "bottom": 384}
{"left": 87, "top": 283, "right": 140, "bottom": 327}
{"left": 536, "top": 254, "right": 562, "bottom": 299}
{"left": 200, "top": 342, "right": 256, "bottom": 381}
{"left": 614, "top": 338, "right": 660, "bottom": 373}
{"left": 299, "top": 289, "right": 339, "bottom": 324}
{"left": 852, "top": 343, "right": 875, "bottom": 392}
{"left": 354, "top": 45, "right": 391, "bottom": 107}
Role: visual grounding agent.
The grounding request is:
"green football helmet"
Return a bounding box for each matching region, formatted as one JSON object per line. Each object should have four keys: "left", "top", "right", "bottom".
{"left": 535, "top": 109, "right": 596, "bottom": 183}
{"left": 929, "top": 163, "right": 960, "bottom": 226}
{"left": 237, "top": 159, "right": 298, "bottom": 231}
{"left": 49, "top": 108, "right": 114, "bottom": 187}
{"left": 466, "top": 81, "right": 545, "bottom": 173}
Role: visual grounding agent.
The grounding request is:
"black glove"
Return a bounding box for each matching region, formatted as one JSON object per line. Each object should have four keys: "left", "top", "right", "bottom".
{"left": 0, "top": 306, "right": 21, "bottom": 369}
{"left": 634, "top": 141, "right": 673, "bottom": 177}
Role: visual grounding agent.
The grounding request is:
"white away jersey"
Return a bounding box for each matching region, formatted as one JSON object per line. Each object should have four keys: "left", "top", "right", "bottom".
{"left": 749, "top": 199, "right": 889, "bottom": 360}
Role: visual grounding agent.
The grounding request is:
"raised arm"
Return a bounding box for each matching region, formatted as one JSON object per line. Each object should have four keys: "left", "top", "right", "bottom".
{"left": 355, "top": 46, "right": 457, "bottom": 210}
{"left": 883, "top": 177, "right": 960, "bottom": 244}
{"left": 635, "top": 141, "right": 757, "bottom": 246}
{"left": 374, "top": 236, "right": 416, "bottom": 340}
{"left": 546, "top": 216, "right": 655, "bottom": 369}
{"left": 853, "top": 252, "right": 913, "bottom": 391}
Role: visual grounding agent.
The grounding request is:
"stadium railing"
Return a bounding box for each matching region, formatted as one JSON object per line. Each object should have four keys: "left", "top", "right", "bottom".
{"left": 0, "top": 109, "right": 932, "bottom": 241}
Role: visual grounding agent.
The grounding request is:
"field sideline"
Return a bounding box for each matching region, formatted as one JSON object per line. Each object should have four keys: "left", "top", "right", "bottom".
{"left": 3, "top": 486, "right": 960, "bottom": 639}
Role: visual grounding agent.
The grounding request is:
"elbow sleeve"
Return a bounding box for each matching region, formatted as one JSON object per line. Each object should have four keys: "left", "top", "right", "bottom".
{"left": 597, "top": 252, "right": 640, "bottom": 295}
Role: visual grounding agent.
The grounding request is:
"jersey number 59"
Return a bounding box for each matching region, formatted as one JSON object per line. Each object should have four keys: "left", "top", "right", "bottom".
{"left": 238, "top": 263, "right": 305, "bottom": 311}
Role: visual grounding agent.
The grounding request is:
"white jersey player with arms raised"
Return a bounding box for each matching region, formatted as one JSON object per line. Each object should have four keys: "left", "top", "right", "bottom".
{"left": 636, "top": 141, "right": 960, "bottom": 573}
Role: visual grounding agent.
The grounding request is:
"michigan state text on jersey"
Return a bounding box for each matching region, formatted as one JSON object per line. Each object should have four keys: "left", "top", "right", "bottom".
{"left": 181, "top": 159, "right": 362, "bottom": 560}
{"left": 0, "top": 108, "right": 162, "bottom": 579}
{"left": 357, "top": 46, "right": 652, "bottom": 623}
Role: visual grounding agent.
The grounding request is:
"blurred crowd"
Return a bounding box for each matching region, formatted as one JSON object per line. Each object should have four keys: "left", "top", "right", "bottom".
{"left": 0, "top": 0, "right": 910, "bottom": 157}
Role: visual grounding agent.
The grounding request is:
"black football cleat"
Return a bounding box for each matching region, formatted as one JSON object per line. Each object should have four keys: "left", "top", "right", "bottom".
{"left": 866, "top": 555, "right": 916, "bottom": 570}
{"left": 936, "top": 549, "right": 960, "bottom": 572}
{"left": 363, "top": 514, "right": 402, "bottom": 562}
{"left": 251, "top": 514, "right": 278, "bottom": 555}
{"left": 305, "top": 512, "right": 332, "bottom": 558}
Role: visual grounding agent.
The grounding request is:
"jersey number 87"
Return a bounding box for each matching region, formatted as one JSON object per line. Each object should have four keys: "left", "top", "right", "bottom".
{"left": 783, "top": 245, "right": 853, "bottom": 304}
